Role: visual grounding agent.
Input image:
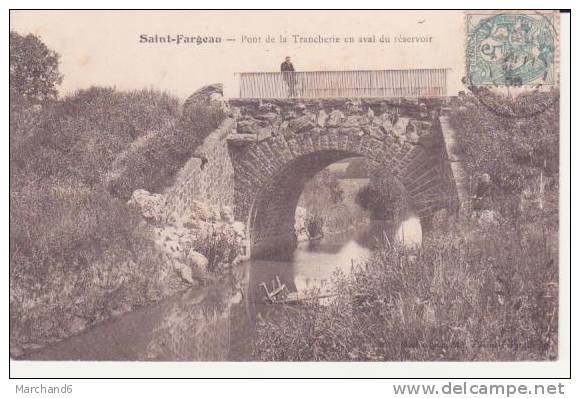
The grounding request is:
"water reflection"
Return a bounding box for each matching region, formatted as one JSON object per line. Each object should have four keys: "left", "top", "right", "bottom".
{"left": 26, "top": 221, "right": 412, "bottom": 361}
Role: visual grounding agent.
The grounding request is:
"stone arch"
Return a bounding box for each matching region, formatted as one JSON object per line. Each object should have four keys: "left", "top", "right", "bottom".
{"left": 230, "top": 127, "right": 450, "bottom": 259}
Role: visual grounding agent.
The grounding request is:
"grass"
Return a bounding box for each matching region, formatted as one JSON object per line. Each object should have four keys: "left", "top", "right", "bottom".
{"left": 10, "top": 86, "right": 226, "bottom": 354}
{"left": 253, "top": 218, "right": 558, "bottom": 361}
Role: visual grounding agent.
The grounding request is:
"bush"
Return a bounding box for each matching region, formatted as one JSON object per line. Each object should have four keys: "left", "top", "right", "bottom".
{"left": 355, "top": 174, "right": 407, "bottom": 221}
{"left": 107, "top": 101, "right": 225, "bottom": 199}
{"left": 448, "top": 92, "right": 559, "bottom": 219}
{"left": 9, "top": 183, "right": 177, "bottom": 349}
{"left": 189, "top": 224, "right": 240, "bottom": 273}
{"left": 10, "top": 87, "right": 181, "bottom": 189}
{"left": 305, "top": 213, "right": 325, "bottom": 238}
{"left": 253, "top": 220, "right": 558, "bottom": 361}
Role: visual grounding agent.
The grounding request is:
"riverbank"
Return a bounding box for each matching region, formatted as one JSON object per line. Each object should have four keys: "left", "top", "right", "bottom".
{"left": 254, "top": 218, "right": 558, "bottom": 361}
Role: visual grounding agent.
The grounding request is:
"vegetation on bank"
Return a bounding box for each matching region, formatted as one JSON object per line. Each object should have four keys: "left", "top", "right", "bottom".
{"left": 355, "top": 173, "right": 408, "bottom": 221}
{"left": 254, "top": 92, "right": 559, "bottom": 361}
{"left": 9, "top": 31, "right": 225, "bottom": 353}
{"left": 299, "top": 166, "right": 369, "bottom": 237}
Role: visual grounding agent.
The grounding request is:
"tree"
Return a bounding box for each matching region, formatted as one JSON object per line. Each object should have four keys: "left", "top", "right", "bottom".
{"left": 10, "top": 31, "right": 62, "bottom": 104}
{"left": 355, "top": 174, "right": 407, "bottom": 221}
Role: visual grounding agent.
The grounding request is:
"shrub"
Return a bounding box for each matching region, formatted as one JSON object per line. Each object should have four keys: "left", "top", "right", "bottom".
{"left": 305, "top": 213, "right": 325, "bottom": 238}
{"left": 107, "top": 101, "right": 225, "bottom": 199}
{"left": 253, "top": 220, "right": 558, "bottom": 361}
{"left": 10, "top": 87, "right": 181, "bottom": 189}
{"left": 355, "top": 174, "right": 408, "bottom": 221}
{"left": 188, "top": 224, "right": 240, "bottom": 273}
{"left": 9, "top": 183, "right": 176, "bottom": 349}
{"left": 448, "top": 92, "right": 559, "bottom": 219}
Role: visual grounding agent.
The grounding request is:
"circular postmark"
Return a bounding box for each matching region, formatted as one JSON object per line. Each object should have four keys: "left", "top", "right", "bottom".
{"left": 464, "top": 11, "right": 559, "bottom": 117}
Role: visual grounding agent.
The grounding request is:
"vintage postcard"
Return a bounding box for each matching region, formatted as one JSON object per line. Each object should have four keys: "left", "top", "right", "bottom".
{"left": 9, "top": 10, "right": 566, "bottom": 378}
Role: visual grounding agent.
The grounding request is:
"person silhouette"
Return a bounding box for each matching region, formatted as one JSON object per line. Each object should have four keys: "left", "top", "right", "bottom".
{"left": 280, "top": 56, "right": 296, "bottom": 97}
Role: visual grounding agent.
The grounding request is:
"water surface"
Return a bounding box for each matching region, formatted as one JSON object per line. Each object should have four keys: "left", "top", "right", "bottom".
{"left": 26, "top": 222, "right": 395, "bottom": 361}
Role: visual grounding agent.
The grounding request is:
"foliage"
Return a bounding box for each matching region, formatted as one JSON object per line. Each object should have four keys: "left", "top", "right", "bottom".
{"left": 10, "top": 31, "right": 62, "bottom": 104}
{"left": 189, "top": 225, "right": 240, "bottom": 273}
{"left": 305, "top": 213, "right": 325, "bottom": 238}
{"left": 355, "top": 174, "right": 408, "bottom": 221}
{"left": 9, "top": 183, "right": 182, "bottom": 350}
{"left": 299, "top": 168, "right": 368, "bottom": 235}
{"left": 10, "top": 87, "right": 181, "bottom": 190}
{"left": 254, "top": 220, "right": 558, "bottom": 361}
{"left": 107, "top": 101, "right": 225, "bottom": 199}
{"left": 448, "top": 92, "right": 559, "bottom": 218}
{"left": 9, "top": 33, "right": 226, "bottom": 353}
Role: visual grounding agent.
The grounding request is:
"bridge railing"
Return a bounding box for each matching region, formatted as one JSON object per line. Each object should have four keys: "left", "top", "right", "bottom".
{"left": 237, "top": 69, "right": 449, "bottom": 99}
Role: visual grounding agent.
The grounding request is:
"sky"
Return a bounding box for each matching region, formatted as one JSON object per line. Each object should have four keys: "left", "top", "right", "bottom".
{"left": 10, "top": 10, "right": 466, "bottom": 99}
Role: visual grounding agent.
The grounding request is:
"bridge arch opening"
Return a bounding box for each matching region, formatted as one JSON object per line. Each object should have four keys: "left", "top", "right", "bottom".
{"left": 245, "top": 149, "right": 398, "bottom": 260}
{"left": 229, "top": 101, "right": 455, "bottom": 260}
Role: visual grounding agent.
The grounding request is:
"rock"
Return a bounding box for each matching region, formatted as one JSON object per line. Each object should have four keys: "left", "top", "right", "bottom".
{"left": 345, "top": 99, "right": 362, "bottom": 114}
{"left": 393, "top": 117, "right": 410, "bottom": 137}
{"left": 367, "top": 107, "right": 375, "bottom": 118}
{"left": 230, "top": 291, "right": 243, "bottom": 304}
{"left": 255, "top": 112, "right": 279, "bottom": 123}
{"left": 209, "top": 92, "right": 228, "bottom": 111}
{"left": 187, "top": 250, "right": 209, "bottom": 272}
{"left": 339, "top": 126, "right": 363, "bottom": 136}
{"left": 173, "top": 261, "right": 196, "bottom": 284}
{"left": 342, "top": 115, "right": 363, "bottom": 128}
{"left": 236, "top": 119, "right": 259, "bottom": 134}
{"left": 327, "top": 109, "right": 345, "bottom": 127}
{"left": 363, "top": 125, "right": 385, "bottom": 140}
{"left": 288, "top": 115, "right": 314, "bottom": 134}
{"left": 316, "top": 109, "right": 329, "bottom": 127}
{"left": 407, "top": 131, "right": 420, "bottom": 143}
{"left": 183, "top": 83, "right": 224, "bottom": 113}
{"left": 294, "top": 102, "right": 307, "bottom": 113}
{"left": 227, "top": 133, "right": 257, "bottom": 146}
{"left": 258, "top": 102, "right": 280, "bottom": 114}
{"left": 128, "top": 189, "right": 165, "bottom": 222}
{"left": 256, "top": 127, "right": 273, "bottom": 141}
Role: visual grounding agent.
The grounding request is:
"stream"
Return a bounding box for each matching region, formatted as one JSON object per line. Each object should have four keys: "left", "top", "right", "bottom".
{"left": 25, "top": 221, "right": 403, "bottom": 361}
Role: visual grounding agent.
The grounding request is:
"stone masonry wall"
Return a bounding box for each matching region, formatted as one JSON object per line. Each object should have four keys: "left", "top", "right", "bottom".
{"left": 227, "top": 98, "right": 459, "bottom": 258}
{"left": 164, "top": 118, "right": 235, "bottom": 225}
{"left": 160, "top": 97, "right": 460, "bottom": 259}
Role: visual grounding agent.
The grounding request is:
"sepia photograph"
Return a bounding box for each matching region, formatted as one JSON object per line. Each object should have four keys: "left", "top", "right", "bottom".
{"left": 7, "top": 9, "right": 569, "bottom": 380}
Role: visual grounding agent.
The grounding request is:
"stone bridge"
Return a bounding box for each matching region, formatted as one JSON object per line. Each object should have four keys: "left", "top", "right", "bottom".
{"left": 164, "top": 96, "right": 460, "bottom": 259}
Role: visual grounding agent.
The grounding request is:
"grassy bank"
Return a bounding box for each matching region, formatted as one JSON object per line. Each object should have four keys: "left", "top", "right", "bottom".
{"left": 10, "top": 85, "right": 225, "bottom": 354}
{"left": 254, "top": 218, "right": 557, "bottom": 361}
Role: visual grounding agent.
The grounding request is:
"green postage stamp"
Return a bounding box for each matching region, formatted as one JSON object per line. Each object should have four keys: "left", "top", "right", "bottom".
{"left": 465, "top": 11, "right": 558, "bottom": 86}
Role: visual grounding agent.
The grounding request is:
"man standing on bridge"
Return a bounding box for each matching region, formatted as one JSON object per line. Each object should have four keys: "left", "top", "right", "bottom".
{"left": 281, "top": 56, "right": 296, "bottom": 97}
